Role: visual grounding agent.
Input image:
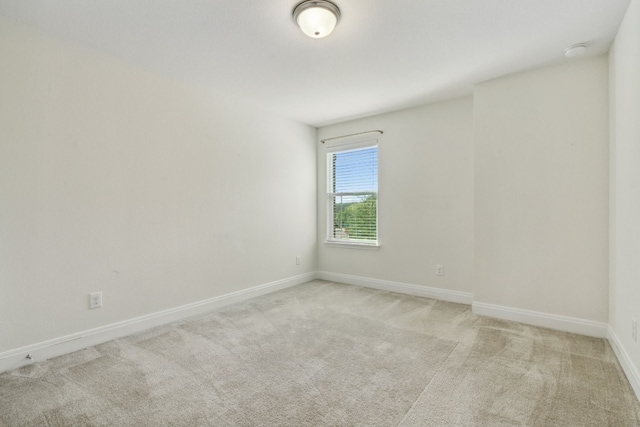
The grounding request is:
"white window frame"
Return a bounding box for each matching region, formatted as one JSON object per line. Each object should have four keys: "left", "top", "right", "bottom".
{"left": 325, "top": 138, "right": 379, "bottom": 248}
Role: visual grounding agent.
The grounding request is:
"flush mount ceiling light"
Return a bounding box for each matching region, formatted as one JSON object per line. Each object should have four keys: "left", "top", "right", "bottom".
{"left": 293, "top": 0, "right": 341, "bottom": 39}
{"left": 564, "top": 43, "right": 587, "bottom": 58}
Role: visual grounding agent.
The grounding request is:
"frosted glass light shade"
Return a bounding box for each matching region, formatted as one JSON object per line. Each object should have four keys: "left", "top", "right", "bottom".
{"left": 293, "top": 1, "right": 340, "bottom": 39}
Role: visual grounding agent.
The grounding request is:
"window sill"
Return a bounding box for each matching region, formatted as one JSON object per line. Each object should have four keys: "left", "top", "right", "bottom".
{"left": 324, "top": 241, "right": 381, "bottom": 250}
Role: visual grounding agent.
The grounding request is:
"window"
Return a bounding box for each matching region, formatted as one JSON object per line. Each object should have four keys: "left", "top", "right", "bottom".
{"left": 326, "top": 140, "right": 378, "bottom": 245}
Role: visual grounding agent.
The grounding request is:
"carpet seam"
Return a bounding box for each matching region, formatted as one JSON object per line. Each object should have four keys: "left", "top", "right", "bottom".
{"left": 395, "top": 341, "right": 461, "bottom": 426}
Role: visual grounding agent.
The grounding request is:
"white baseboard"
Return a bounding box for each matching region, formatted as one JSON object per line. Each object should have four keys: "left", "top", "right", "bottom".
{"left": 472, "top": 301, "right": 608, "bottom": 338}
{"left": 0, "top": 272, "right": 315, "bottom": 374}
{"left": 5, "top": 269, "right": 635, "bottom": 407}
{"left": 317, "top": 271, "right": 474, "bottom": 305}
{"left": 607, "top": 326, "right": 640, "bottom": 402}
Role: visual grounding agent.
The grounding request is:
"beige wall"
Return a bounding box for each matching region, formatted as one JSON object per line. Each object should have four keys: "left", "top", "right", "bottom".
{"left": 610, "top": 0, "right": 640, "bottom": 386}
{"left": 1, "top": 7, "right": 628, "bottom": 373}
{"left": 474, "top": 56, "right": 610, "bottom": 321}
{"left": 317, "top": 98, "right": 475, "bottom": 294}
{"left": 0, "top": 18, "right": 317, "bottom": 353}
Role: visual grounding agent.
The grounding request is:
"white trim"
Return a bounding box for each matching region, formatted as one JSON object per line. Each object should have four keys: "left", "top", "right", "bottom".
{"left": 324, "top": 241, "right": 381, "bottom": 250}
{"left": 317, "top": 271, "right": 473, "bottom": 305}
{"left": 472, "top": 301, "right": 608, "bottom": 338}
{"left": 5, "top": 268, "right": 636, "bottom": 407}
{"left": 607, "top": 326, "right": 640, "bottom": 401}
{"left": 0, "top": 272, "right": 315, "bottom": 374}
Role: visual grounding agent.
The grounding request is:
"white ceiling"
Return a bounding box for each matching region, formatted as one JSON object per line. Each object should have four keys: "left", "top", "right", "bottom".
{"left": 0, "top": 0, "right": 631, "bottom": 127}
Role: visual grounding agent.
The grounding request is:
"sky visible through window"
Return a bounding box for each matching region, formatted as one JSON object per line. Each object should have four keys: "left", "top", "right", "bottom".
{"left": 333, "top": 147, "right": 378, "bottom": 195}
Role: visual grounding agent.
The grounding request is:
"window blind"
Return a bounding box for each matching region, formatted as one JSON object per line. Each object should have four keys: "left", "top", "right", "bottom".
{"left": 327, "top": 142, "right": 378, "bottom": 243}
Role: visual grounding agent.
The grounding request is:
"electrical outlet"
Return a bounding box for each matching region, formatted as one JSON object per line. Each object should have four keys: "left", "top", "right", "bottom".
{"left": 436, "top": 265, "right": 444, "bottom": 276}
{"left": 632, "top": 318, "right": 637, "bottom": 342}
{"left": 89, "top": 292, "right": 102, "bottom": 309}
{"left": 296, "top": 255, "right": 301, "bottom": 265}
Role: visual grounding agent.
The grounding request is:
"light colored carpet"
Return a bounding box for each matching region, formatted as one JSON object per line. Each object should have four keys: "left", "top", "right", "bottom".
{"left": 1, "top": 280, "right": 638, "bottom": 426}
